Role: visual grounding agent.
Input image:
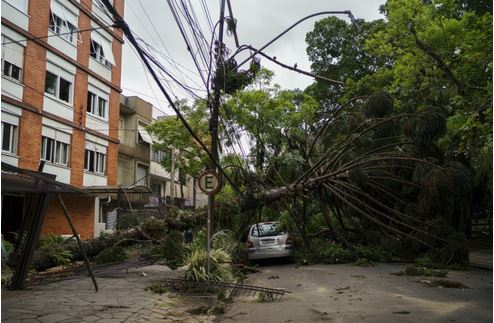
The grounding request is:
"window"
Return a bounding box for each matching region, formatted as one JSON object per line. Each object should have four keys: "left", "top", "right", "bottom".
{"left": 86, "top": 87, "right": 108, "bottom": 119}
{"left": 250, "top": 223, "right": 286, "bottom": 237}
{"left": 40, "top": 127, "right": 70, "bottom": 166}
{"left": 49, "top": 1, "right": 79, "bottom": 44}
{"left": 136, "top": 164, "right": 148, "bottom": 186}
{"left": 118, "top": 118, "right": 125, "bottom": 142}
{"left": 1, "top": 122, "right": 18, "bottom": 154}
{"left": 1, "top": 35, "right": 23, "bottom": 82}
{"left": 3, "top": 61, "right": 22, "bottom": 81}
{"left": 152, "top": 149, "right": 167, "bottom": 163}
{"left": 84, "top": 149, "right": 106, "bottom": 174}
{"left": 44, "top": 64, "right": 73, "bottom": 103}
{"left": 59, "top": 78, "right": 71, "bottom": 102}
{"left": 41, "top": 136, "right": 70, "bottom": 165}
{"left": 137, "top": 123, "right": 153, "bottom": 146}
{"left": 92, "top": 0, "right": 114, "bottom": 26}
{"left": 4, "top": 0, "right": 28, "bottom": 13}
{"left": 84, "top": 142, "right": 106, "bottom": 174}
{"left": 151, "top": 183, "right": 161, "bottom": 195}
{"left": 90, "top": 31, "right": 115, "bottom": 68}
{"left": 94, "top": 0, "right": 113, "bottom": 9}
{"left": 178, "top": 170, "right": 186, "bottom": 185}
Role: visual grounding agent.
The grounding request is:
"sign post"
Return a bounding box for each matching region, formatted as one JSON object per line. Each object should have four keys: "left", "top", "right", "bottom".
{"left": 198, "top": 171, "right": 222, "bottom": 275}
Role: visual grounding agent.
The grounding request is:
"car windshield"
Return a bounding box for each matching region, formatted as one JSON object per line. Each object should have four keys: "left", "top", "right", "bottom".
{"left": 251, "top": 223, "right": 286, "bottom": 237}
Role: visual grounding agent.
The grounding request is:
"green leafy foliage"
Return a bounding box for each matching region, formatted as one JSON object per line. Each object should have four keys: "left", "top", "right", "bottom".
{"left": 33, "top": 235, "right": 73, "bottom": 269}
{"left": 117, "top": 213, "right": 140, "bottom": 230}
{"left": 211, "top": 230, "right": 236, "bottom": 256}
{"left": 147, "top": 99, "right": 210, "bottom": 178}
{"left": 362, "top": 91, "right": 394, "bottom": 118}
{"left": 140, "top": 218, "right": 167, "bottom": 240}
{"left": 295, "top": 240, "right": 353, "bottom": 265}
{"left": 94, "top": 246, "right": 129, "bottom": 264}
{"left": 305, "top": 16, "right": 388, "bottom": 114}
{"left": 182, "top": 248, "right": 234, "bottom": 282}
{"left": 186, "top": 228, "right": 207, "bottom": 253}
{"left": 149, "top": 231, "right": 185, "bottom": 269}
{"left": 362, "top": 0, "right": 492, "bottom": 218}
{"left": 214, "top": 58, "right": 260, "bottom": 94}
{"left": 295, "top": 238, "right": 393, "bottom": 265}
{"left": 224, "top": 76, "right": 318, "bottom": 179}
{"left": 1, "top": 237, "right": 14, "bottom": 258}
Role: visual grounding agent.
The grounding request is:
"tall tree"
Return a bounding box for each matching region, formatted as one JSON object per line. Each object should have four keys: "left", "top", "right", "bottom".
{"left": 305, "top": 17, "right": 388, "bottom": 117}
{"left": 147, "top": 99, "right": 210, "bottom": 178}
{"left": 363, "top": 0, "right": 492, "bottom": 216}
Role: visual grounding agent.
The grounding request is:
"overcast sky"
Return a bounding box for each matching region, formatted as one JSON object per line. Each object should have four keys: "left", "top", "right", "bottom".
{"left": 121, "top": 0, "right": 385, "bottom": 117}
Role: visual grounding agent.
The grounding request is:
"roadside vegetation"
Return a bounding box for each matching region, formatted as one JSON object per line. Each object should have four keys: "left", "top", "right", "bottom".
{"left": 2, "top": 0, "right": 490, "bottom": 288}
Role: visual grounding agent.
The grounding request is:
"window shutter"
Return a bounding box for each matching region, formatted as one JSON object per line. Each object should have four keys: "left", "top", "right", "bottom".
{"left": 56, "top": 130, "right": 71, "bottom": 144}
{"left": 42, "top": 126, "right": 56, "bottom": 139}
{"left": 2, "top": 112, "right": 19, "bottom": 126}
{"left": 51, "top": 0, "right": 78, "bottom": 28}
{"left": 2, "top": 36, "right": 23, "bottom": 68}
{"left": 50, "top": 0, "right": 66, "bottom": 21}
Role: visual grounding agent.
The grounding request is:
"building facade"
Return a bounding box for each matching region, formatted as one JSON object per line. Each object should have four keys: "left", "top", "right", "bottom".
{"left": 118, "top": 95, "right": 153, "bottom": 188}
{"left": 1, "top": 0, "right": 124, "bottom": 239}
{"left": 117, "top": 95, "right": 208, "bottom": 210}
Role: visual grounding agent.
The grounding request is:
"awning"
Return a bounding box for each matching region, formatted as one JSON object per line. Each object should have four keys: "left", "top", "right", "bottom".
{"left": 138, "top": 124, "right": 153, "bottom": 144}
{"left": 50, "top": 1, "right": 78, "bottom": 29}
{"left": 90, "top": 30, "right": 115, "bottom": 66}
{"left": 1, "top": 163, "right": 86, "bottom": 194}
{"left": 82, "top": 185, "right": 151, "bottom": 194}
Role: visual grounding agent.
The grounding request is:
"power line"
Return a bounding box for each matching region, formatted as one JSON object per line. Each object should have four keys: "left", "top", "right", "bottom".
{"left": 133, "top": 0, "right": 202, "bottom": 89}
{"left": 100, "top": 0, "right": 243, "bottom": 196}
{"left": 246, "top": 45, "right": 344, "bottom": 85}
{"left": 174, "top": 0, "right": 208, "bottom": 64}
{"left": 128, "top": 38, "right": 193, "bottom": 105}
{"left": 166, "top": 0, "right": 208, "bottom": 88}
{"left": 233, "top": 11, "right": 359, "bottom": 71}
{"left": 200, "top": 0, "right": 215, "bottom": 34}
{"left": 135, "top": 35, "right": 205, "bottom": 89}
{"left": 125, "top": 1, "right": 208, "bottom": 98}
{"left": 1, "top": 24, "right": 116, "bottom": 46}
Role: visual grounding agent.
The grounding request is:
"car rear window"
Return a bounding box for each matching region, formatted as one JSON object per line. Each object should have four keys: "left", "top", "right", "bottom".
{"left": 251, "top": 223, "right": 286, "bottom": 237}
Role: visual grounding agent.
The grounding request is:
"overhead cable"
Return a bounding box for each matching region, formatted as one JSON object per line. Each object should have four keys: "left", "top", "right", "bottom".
{"left": 99, "top": 0, "right": 244, "bottom": 196}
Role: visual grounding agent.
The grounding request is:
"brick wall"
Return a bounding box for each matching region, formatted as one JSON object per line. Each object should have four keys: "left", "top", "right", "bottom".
{"left": 70, "top": 129, "right": 86, "bottom": 187}
{"left": 106, "top": 0, "right": 124, "bottom": 187}
{"left": 17, "top": 110, "right": 42, "bottom": 170}
{"left": 17, "top": 1, "right": 50, "bottom": 171}
{"left": 75, "top": 0, "right": 91, "bottom": 128}
{"left": 8, "top": 0, "right": 125, "bottom": 240}
{"left": 107, "top": 142, "right": 118, "bottom": 186}
{"left": 71, "top": 6, "right": 90, "bottom": 187}
{"left": 41, "top": 194, "right": 95, "bottom": 240}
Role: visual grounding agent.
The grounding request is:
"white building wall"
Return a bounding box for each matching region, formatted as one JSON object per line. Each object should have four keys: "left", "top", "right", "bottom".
{"left": 1, "top": 0, "right": 29, "bottom": 30}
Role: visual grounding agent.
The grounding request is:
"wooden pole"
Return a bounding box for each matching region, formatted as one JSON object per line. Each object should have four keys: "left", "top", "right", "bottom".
{"left": 170, "top": 148, "right": 175, "bottom": 207}
{"left": 57, "top": 194, "right": 98, "bottom": 292}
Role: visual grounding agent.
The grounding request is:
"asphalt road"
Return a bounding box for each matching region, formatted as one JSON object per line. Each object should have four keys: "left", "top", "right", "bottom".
{"left": 218, "top": 262, "right": 493, "bottom": 323}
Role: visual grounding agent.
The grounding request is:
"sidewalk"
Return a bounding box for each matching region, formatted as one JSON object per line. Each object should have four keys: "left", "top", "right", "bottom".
{"left": 1, "top": 265, "right": 216, "bottom": 323}
{"left": 470, "top": 249, "right": 493, "bottom": 270}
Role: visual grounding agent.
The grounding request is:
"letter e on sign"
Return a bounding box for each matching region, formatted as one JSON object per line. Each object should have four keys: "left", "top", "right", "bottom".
{"left": 198, "top": 171, "right": 221, "bottom": 195}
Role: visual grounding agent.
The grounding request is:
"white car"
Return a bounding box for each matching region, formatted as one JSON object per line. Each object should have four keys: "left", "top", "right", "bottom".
{"left": 247, "top": 222, "right": 294, "bottom": 260}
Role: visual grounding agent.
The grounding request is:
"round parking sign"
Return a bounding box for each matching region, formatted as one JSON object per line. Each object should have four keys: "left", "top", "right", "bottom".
{"left": 198, "top": 171, "right": 222, "bottom": 195}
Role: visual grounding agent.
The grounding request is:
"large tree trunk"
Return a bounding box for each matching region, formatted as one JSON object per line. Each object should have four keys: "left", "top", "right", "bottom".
{"left": 32, "top": 228, "right": 146, "bottom": 271}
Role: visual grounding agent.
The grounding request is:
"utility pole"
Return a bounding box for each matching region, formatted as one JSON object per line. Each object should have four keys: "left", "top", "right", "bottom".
{"left": 209, "top": 0, "right": 227, "bottom": 234}
{"left": 170, "top": 148, "right": 175, "bottom": 207}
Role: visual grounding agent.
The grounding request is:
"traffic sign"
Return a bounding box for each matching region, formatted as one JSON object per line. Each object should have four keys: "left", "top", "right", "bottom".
{"left": 198, "top": 171, "right": 222, "bottom": 195}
